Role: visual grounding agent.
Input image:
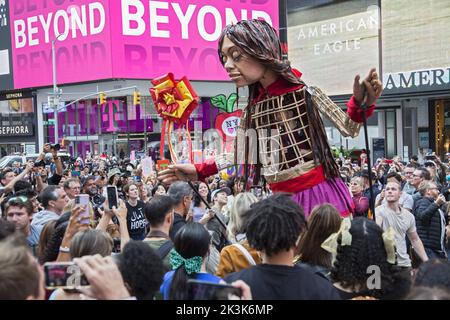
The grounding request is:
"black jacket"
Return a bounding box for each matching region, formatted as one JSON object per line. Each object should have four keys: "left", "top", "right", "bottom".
{"left": 169, "top": 212, "right": 186, "bottom": 241}
{"left": 412, "top": 196, "right": 447, "bottom": 252}
{"left": 225, "top": 264, "right": 340, "bottom": 300}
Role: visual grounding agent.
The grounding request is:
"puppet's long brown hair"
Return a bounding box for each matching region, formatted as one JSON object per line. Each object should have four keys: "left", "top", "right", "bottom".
{"left": 218, "top": 19, "right": 305, "bottom": 103}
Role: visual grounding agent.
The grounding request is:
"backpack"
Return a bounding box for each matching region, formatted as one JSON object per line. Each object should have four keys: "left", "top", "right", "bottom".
{"left": 157, "top": 240, "right": 174, "bottom": 259}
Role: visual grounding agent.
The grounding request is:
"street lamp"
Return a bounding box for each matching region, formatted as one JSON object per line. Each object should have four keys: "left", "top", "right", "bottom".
{"left": 51, "top": 34, "right": 63, "bottom": 144}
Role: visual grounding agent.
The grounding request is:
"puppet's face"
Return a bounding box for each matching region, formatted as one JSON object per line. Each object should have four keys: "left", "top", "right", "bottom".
{"left": 220, "top": 36, "right": 266, "bottom": 88}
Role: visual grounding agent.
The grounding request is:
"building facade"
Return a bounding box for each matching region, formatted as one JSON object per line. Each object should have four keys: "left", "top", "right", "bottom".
{"left": 0, "top": 0, "right": 278, "bottom": 159}
{"left": 287, "top": 0, "right": 450, "bottom": 161}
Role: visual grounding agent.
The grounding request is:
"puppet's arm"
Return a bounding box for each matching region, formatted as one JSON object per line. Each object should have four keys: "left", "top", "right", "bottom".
{"left": 309, "top": 86, "right": 375, "bottom": 138}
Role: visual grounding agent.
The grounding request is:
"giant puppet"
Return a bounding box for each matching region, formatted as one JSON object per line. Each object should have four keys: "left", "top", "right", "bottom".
{"left": 158, "top": 19, "right": 383, "bottom": 218}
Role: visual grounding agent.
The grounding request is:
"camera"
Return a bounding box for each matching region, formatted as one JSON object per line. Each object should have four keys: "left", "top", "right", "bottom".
{"left": 50, "top": 143, "right": 61, "bottom": 151}
{"left": 91, "top": 194, "right": 105, "bottom": 209}
{"left": 33, "top": 160, "right": 46, "bottom": 168}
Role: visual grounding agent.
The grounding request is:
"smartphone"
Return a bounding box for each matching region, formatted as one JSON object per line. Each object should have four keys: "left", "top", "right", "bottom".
{"left": 43, "top": 262, "right": 89, "bottom": 290}
{"left": 33, "top": 160, "right": 46, "bottom": 168}
{"left": 134, "top": 176, "right": 141, "bottom": 183}
{"left": 187, "top": 280, "right": 243, "bottom": 300}
{"left": 250, "top": 186, "right": 263, "bottom": 199}
{"left": 75, "top": 194, "right": 90, "bottom": 225}
{"left": 106, "top": 186, "right": 118, "bottom": 210}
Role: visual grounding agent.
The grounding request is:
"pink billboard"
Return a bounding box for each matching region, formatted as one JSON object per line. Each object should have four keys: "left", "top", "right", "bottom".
{"left": 9, "top": 0, "right": 278, "bottom": 89}
{"left": 10, "top": 0, "right": 114, "bottom": 89}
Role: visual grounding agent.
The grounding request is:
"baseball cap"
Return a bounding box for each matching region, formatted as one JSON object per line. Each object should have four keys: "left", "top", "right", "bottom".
{"left": 211, "top": 187, "right": 231, "bottom": 199}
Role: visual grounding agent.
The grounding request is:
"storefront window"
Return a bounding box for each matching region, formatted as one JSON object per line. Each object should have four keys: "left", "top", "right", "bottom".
{"left": 433, "top": 99, "right": 450, "bottom": 157}
{"left": 385, "top": 110, "right": 397, "bottom": 158}
{"left": 0, "top": 96, "right": 36, "bottom": 154}
{"left": 86, "top": 100, "right": 99, "bottom": 135}
{"left": 64, "top": 104, "right": 76, "bottom": 138}
{"left": 77, "top": 102, "right": 88, "bottom": 136}
{"left": 402, "top": 107, "right": 417, "bottom": 160}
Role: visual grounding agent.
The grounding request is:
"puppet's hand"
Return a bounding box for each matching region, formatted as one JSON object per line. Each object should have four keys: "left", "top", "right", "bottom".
{"left": 353, "top": 68, "right": 383, "bottom": 107}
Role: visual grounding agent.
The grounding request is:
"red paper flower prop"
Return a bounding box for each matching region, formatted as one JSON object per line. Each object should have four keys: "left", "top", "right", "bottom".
{"left": 150, "top": 73, "right": 199, "bottom": 162}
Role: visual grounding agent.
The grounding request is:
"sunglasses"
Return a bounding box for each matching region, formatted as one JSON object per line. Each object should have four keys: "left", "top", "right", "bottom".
{"left": 8, "top": 196, "right": 28, "bottom": 204}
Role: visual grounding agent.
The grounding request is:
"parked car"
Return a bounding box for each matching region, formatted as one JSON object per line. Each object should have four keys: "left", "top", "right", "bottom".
{"left": 0, "top": 152, "right": 71, "bottom": 169}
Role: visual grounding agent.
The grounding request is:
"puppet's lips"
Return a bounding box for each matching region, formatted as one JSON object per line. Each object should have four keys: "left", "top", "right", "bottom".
{"left": 229, "top": 73, "right": 242, "bottom": 80}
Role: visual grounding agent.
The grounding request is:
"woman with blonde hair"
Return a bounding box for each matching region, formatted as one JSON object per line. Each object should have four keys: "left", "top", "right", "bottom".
{"left": 350, "top": 176, "right": 369, "bottom": 217}
{"left": 216, "top": 192, "right": 262, "bottom": 278}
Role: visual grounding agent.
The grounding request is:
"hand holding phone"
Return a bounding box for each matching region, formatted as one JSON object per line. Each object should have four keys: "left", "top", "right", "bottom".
{"left": 73, "top": 255, "right": 130, "bottom": 300}
{"left": 75, "top": 194, "right": 90, "bottom": 225}
{"left": 187, "top": 280, "right": 243, "bottom": 300}
{"left": 44, "top": 261, "right": 89, "bottom": 290}
{"left": 106, "top": 186, "right": 118, "bottom": 210}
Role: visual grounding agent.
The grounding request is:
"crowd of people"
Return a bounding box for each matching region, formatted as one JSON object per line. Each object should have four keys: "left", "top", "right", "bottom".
{"left": 1, "top": 18, "right": 449, "bottom": 301}
{"left": 1, "top": 140, "right": 450, "bottom": 300}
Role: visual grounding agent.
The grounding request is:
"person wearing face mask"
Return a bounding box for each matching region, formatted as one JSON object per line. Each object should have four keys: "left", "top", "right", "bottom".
{"left": 158, "top": 19, "right": 383, "bottom": 219}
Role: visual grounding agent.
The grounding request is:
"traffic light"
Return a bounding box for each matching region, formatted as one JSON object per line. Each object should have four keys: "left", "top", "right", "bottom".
{"left": 99, "top": 92, "right": 106, "bottom": 105}
{"left": 133, "top": 91, "right": 141, "bottom": 106}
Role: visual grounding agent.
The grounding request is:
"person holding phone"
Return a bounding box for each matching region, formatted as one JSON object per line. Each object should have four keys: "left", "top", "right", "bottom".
{"left": 48, "top": 229, "right": 113, "bottom": 300}
{"left": 54, "top": 202, "right": 92, "bottom": 263}
{"left": 95, "top": 197, "right": 131, "bottom": 253}
{"left": 35, "top": 143, "right": 64, "bottom": 187}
